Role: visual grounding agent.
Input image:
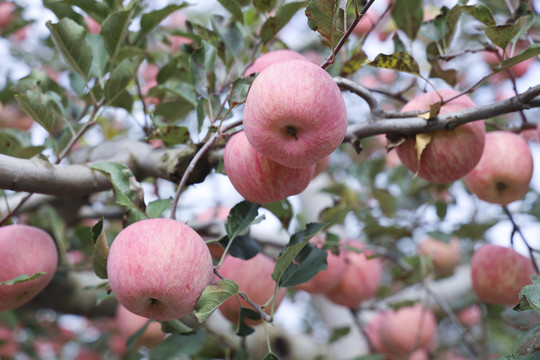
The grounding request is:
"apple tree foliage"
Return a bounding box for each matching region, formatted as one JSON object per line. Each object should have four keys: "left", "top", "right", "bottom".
{"left": 0, "top": 0, "right": 540, "bottom": 359}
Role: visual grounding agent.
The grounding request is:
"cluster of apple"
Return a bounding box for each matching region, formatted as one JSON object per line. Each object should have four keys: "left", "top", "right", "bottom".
{"left": 224, "top": 50, "right": 347, "bottom": 204}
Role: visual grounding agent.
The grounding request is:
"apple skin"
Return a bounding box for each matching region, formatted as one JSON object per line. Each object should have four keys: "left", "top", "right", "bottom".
{"left": 395, "top": 89, "right": 485, "bottom": 184}
{"left": 471, "top": 244, "right": 536, "bottom": 306}
{"left": 0, "top": 224, "right": 58, "bottom": 312}
{"left": 295, "top": 237, "right": 346, "bottom": 295}
{"left": 457, "top": 304, "right": 482, "bottom": 327}
{"left": 352, "top": 10, "right": 377, "bottom": 36}
{"left": 115, "top": 304, "right": 166, "bottom": 348}
{"left": 223, "top": 131, "right": 315, "bottom": 204}
{"left": 217, "top": 253, "right": 286, "bottom": 325}
{"left": 326, "top": 240, "right": 382, "bottom": 308}
{"left": 244, "top": 49, "right": 309, "bottom": 76}
{"left": 417, "top": 236, "right": 461, "bottom": 276}
{"left": 0, "top": 2, "right": 16, "bottom": 31}
{"left": 107, "top": 218, "right": 214, "bottom": 321}
{"left": 243, "top": 59, "right": 348, "bottom": 169}
{"left": 464, "top": 131, "right": 534, "bottom": 205}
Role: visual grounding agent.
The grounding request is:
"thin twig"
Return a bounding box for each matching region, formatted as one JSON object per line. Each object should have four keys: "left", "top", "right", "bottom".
{"left": 502, "top": 205, "right": 540, "bottom": 273}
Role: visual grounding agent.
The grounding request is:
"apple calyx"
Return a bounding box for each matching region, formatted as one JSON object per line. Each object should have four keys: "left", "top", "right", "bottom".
{"left": 286, "top": 126, "right": 299, "bottom": 140}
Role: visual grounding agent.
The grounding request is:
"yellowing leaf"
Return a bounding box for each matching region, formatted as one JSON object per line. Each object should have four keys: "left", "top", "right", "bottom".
{"left": 417, "top": 111, "right": 431, "bottom": 120}
{"left": 414, "top": 133, "right": 433, "bottom": 177}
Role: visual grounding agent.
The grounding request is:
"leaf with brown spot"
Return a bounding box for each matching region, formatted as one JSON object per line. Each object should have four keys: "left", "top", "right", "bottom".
{"left": 414, "top": 133, "right": 433, "bottom": 177}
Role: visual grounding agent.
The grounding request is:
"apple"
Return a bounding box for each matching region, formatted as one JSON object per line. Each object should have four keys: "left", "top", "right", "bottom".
{"left": 463, "top": 131, "right": 533, "bottom": 205}
{"left": 295, "top": 237, "right": 346, "bottom": 294}
{"left": 395, "top": 89, "right": 485, "bottom": 184}
{"left": 244, "top": 49, "right": 309, "bottom": 76}
{"left": 417, "top": 236, "right": 461, "bottom": 276}
{"left": 352, "top": 9, "right": 377, "bottom": 37}
{"left": 115, "top": 304, "right": 166, "bottom": 348}
{"left": 312, "top": 155, "right": 330, "bottom": 178}
{"left": 243, "top": 59, "right": 348, "bottom": 169}
{"left": 107, "top": 218, "right": 214, "bottom": 321}
{"left": 0, "top": 224, "right": 58, "bottom": 311}
{"left": 223, "top": 131, "right": 315, "bottom": 204}
{"left": 456, "top": 304, "right": 482, "bottom": 327}
{"left": 326, "top": 240, "right": 382, "bottom": 308}
{"left": 0, "top": 105, "right": 34, "bottom": 131}
{"left": 471, "top": 244, "right": 536, "bottom": 306}
{"left": 0, "top": 326, "right": 18, "bottom": 357}
{"left": 217, "top": 253, "right": 286, "bottom": 325}
{"left": 483, "top": 49, "right": 532, "bottom": 79}
{"left": 84, "top": 17, "right": 101, "bottom": 34}
{"left": 0, "top": 2, "right": 16, "bottom": 31}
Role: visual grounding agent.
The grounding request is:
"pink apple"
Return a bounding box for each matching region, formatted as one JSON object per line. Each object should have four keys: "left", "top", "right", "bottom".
{"left": 115, "top": 304, "right": 166, "bottom": 348}
{"left": 0, "top": 224, "right": 58, "bottom": 311}
{"left": 464, "top": 131, "right": 533, "bottom": 205}
{"left": 352, "top": 10, "right": 377, "bottom": 36}
{"left": 107, "top": 218, "right": 214, "bottom": 321}
{"left": 395, "top": 89, "right": 485, "bottom": 184}
{"left": 223, "top": 131, "right": 315, "bottom": 204}
{"left": 243, "top": 59, "right": 348, "bottom": 169}
{"left": 244, "top": 49, "right": 309, "bottom": 76}
{"left": 457, "top": 304, "right": 482, "bottom": 327}
{"left": 471, "top": 244, "right": 536, "bottom": 306}
{"left": 217, "top": 253, "right": 286, "bottom": 325}
{"left": 417, "top": 236, "right": 461, "bottom": 276}
{"left": 295, "top": 237, "right": 346, "bottom": 294}
{"left": 84, "top": 17, "right": 101, "bottom": 34}
{"left": 483, "top": 49, "right": 532, "bottom": 79}
{"left": 0, "top": 105, "right": 34, "bottom": 131}
{"left": 365, "top": 312, "right": 387, "bottom": 353}
{"left": 0, "top": 2, "right": 16, "bottom": 31}
{"left": 326, "top": 240, "right": 382, "bottom": 308}
{"left": 312, "top": 156, "right": 330, "bottom": 178}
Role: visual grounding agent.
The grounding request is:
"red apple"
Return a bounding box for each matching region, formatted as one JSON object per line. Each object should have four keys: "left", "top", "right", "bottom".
{"left": 471, "top": 244, "right": 536, "bottom": 306}
{"left": 244, "top": 49, "right": 309, "bottom": 76}
{"left": 243, "top": 59, "right": 348, "bottom": 169}
{"left": 217, "top": 253, "right": 286, "bottom": 325}
{"left": 352, "top": 9, "right": 377, "bottom": 37}
{"left": 463, "top": 131, "right": 533, "bottom": 205}
{"left": 0, "top": 224, "right": 58, "bottom": 311}
{"left": 457, "top": 304, "right": 482, "bottom": 327}
{"left": 223, "top": 131, "right": 315, "bottom": 204}
{"left": 417, "top": 236, "right": 461, "bottom": 276}
{"left": 312, "top": 155, "right": 330, "bottom": 178}
{"left": 115, "top": 304, "right": 166, "bottom": 348}
{"left": 395, "top": 89, "right": 485, "bottom": 184}
{"left": 326, "top": 240, "right": 382, "bottom": 308}
{"left": 107, "top": 218, "right": 214, "bottom": 321}
{"left": 0, "top": 2, "right": 16, "bottom": 31}
{"left": 295, "top": 237, "right": 346, "bottom": 294}
{"left": 0, "top": 105, "right": 34, "bottom": 131}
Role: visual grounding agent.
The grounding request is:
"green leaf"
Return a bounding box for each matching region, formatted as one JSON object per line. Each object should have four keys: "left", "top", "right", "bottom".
{"left": 230, "top": 76, "right": 255, "bottom": 107}
{"left": 518, "top": 281, "right": 540, "bottom": 315}
{"left": 513, "top": 324, "right": 540, "bottom": 355}
{"left": 154, "top": 99, "right": 195, "bottom": 122}
{"left": 494, "top": 45, "right": 540, "bottom": 74}
{"left": 46, "top": 18, "right": 93, "bottom": 80}
{"left": 195, "top": 280, "right": 239, "bottom": 323}
{"left": 190, "top": 41, "right": 218, "bottom": 97}
{"left": 460, "top": 4, "right": 495, "bottom": 26}
{"left": 91, "top": 218, "right": 109, "bottom": 279}
{"left": 218, "top": 0, "right": 244, "bottom": 23}
{"left": 104, "top": 58, "right": 141, "bottom": 105}
{"left": 138, "top": 4, "right": 187, "bottom": 44}
{"left": 328, "top": 326, "right": 350, "bottom": 343}
{"left": 100, "top": 8, "right": 135, "bottom": 61}
{"left": 0, "top": 273, "right": 46, "bottom": 286}
{"left": 225, "top": 201, "right": 261, "bottom": 241}
{"left": 43, "top": 0, "right": 86, "bottom": 26}
{"left": 263, "top": 199, "right": 293, "bottom": 230}
{"left": 236, "top": 307, "right": 259, "bottom": 336}
{"left": 502, "top": 309, "right": 540, "bottom": 330}
{"left": 368, "top": 52, "right": 420, "bottom": 75}
{"left": 146, "top": 199, "right": 171, "bottom": 218}
{"left": 391, "top": 0, "right": 423, "bottom": 40}
{"left": 160, "top": 319, "right": 195, "bottom": 334}
{"left": 305, "top": 0, "right": 342, "bottom": 44}
{"left": 271, "top": 222, "right": 326, "bottom": 286}
{"left": 126, "top": 320, "right": 152, "bottom": 350}
{"left": 254, "top": 0, "right": 277, "bottom": 13}
{"left": 260, "top": 1, "right": 305, "bottom": 44}
{"left": 16, "top": 91, "right": 61, "bottom": 134}
{"left": 263, "top": 353, "right": 280, "bottom": 360}
{"left": 373, "top": 188, "right": 397, "bottom": 218}
{"left": 146, "top": 125, "right": 191, "bottom": 147}
{"left": 485, "top": 16, "right": 530, "bottom": 50}
{"left": 219, "top": 233, "right": 261, "bottom": 260}
{"left": 90, "top": 162, "right": 147, "bottom": 215}
{"left": 148, "top": 330, "right": 206, "bottom": 357}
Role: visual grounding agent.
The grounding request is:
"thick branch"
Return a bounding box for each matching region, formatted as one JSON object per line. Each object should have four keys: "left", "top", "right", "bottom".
{"left": 344, "top": 84, "right": 540, "bottom": 146}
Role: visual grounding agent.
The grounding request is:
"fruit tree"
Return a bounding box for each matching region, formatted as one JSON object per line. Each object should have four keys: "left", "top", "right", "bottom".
{"left": 0, "top": 0, "right": 540, "bottom": 359}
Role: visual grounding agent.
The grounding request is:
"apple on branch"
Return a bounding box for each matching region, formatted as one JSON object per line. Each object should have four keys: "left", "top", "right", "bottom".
{"left": 223, "top": 131, "right": 315, "bottom": 204}
{"left": 470, "top": 244, "right": 536, "bottom": 306}
{"left": 394, "top": 89, "right": 486, "bottom": 184}
{"left": 244, "top": 49, "right": 309, "bottom": 76}
{"left": 217, "top": 253, "right": 286, "bottom": 325}
{"left": 243, "top": 59, "right": 348, "bottom": 169}
{"left": 0, "top": 224, "right": 58, "bottom": 312}
{"left": 464, "top": 131, "right": 534, "bottom": 205}
{"left": 107, "top": 218, "right": 214, "bottom": 321}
